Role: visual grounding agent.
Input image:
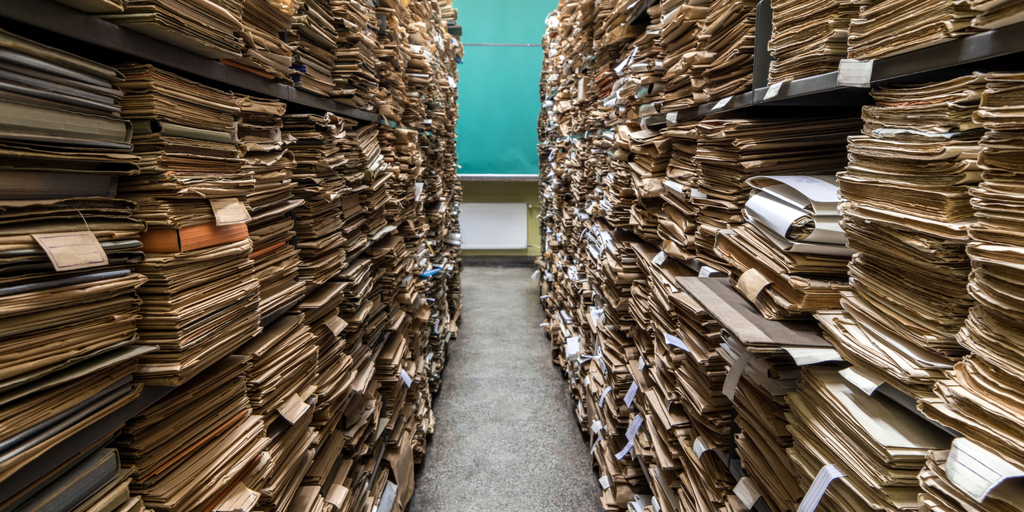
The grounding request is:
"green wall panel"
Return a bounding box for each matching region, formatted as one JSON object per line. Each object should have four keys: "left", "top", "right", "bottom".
{"left": 456, "top": 0, "right": 556, "bottom": 176}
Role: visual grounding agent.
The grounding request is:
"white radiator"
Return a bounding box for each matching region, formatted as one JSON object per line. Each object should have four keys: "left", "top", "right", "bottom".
{"left": 461, "top": 203, "right": 529, "bottom": 250}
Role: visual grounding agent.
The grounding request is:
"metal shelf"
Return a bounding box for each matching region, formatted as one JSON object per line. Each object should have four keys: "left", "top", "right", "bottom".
{"left": 0, "top": 0, "right": 383, "bottom": 124}
{"left": 0, "top": 384, "right": 175, "bottom": 505}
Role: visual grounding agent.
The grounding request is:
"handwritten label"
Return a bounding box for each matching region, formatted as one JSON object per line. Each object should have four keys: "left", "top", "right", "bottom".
{"left": 947, "top": 437, "right": 1024, "bottom": 502}
{"left": 653, "top": 251, "right": 667, "bottom": 266}
{"left": 209, "top": 198, "right": 251, "bottom": 226}
{"left": 625, "top": 381, "right": 639, "bottom": 408}
{"left": 837, "top": 59, "right": 874, "bottom": 88}
{"left": 667, "top": 112, "right": 679, "bottom": 123}
{"left": 599, "top": 475, "right": 611, "bottom": 490}
{"left": 797, "top": 465, "right": 846, "bottom": 512}
{"left": 764, "top": 81, "right": 784, "bottom": 100}
{"left": 566, "top": 336, "right": 581, "bottom": 362}
{"left": 215, "top": 483, "right": 260, "bottom": 512}
{"left": 33, "top": 232, "right": 107, "bottom": 271}
{"left": 401, "top": 369, "right": 413, "bottom": 387}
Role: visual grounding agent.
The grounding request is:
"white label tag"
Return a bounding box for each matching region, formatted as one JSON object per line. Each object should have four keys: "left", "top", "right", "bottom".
{"left": 712, "top": 96, "right": 732, "bottom": 110}
{"left": 401, "top": 369, "right": 413, "bottom": 387}
{"left": 638, "top": 356, "right": 646, "bottom": 372}
{"left": 540, "top": 295, "right": 551, "bottom": 300}
{"left": 734, "top": 477, "right": 762, "bottom": 509}
{"left": 585, "top": 376, "right": 591, "bottom": 387}
{"left": 667, "top": 112, "right": 679, "bottom": 123}
{"left": 447, "top": 76, "right": 457, "bottom": 89}
{"left": 839, "top": 367, "right": 885, "bottom": 396}
{"left": 947, "top": 437, "right": 1024, "bottom": 502}
{"left": 591, "top": 420, "right": 603, "bottom": 434}
{"left": 694, "top": 437, "right": 709, "bottom": 459}
{"left": 784, "top": 347, "right": 844, "bottom": 366}
{"left": 797, "top": 465, "right": 846, "bottom": 512}
{"left": 653, "top": 251, "right": 667, "bottom": 266}
{"left": 532, "top": 270, "right": 540, "bottom": 280}
{"left": 699, "top": 266, "right": 715, "bottom": 278}
{"left": 325, "top": 316, "right": 347, "bottom": 336}
{"left": 326, "top": 484, "right": 350, "bottom": 508}
{"left": 599, "top": 475, "right": 611, "bottom": 490}
{"left": 32, "top": 232, "right": 108, "bottom": 271}
{"left": 764, "top": 81, "right": 784, "bottom": 100}
{"left": 624, "top": 381, "right": 639, "bottom": 408}
{"left": 566, "top": 336, "right": 581, "bottom": 362}
{"left": 591, "top": 434, "right": 603, "bottom": 454}
{"left": 278, "top": 393, "right": 310, "bottom": 425}
{"left": 625, "top": 415, "right": 644, "bottom": 442}
{"left": 723, "top": 352, "right": 753, "bottom": 401}
{"left": 664, "top": 333, "right": 689, "bottom": 352}
{"left": 415, "top": 182, "right": 425, "bottom": 201}
{"left": 599, "top": 386, "right": 612, "bottom": 408}
{"left": 209, "top": 198, "right": 251, "bottom": 226}
{"left": 215, "top": 483, "right": 260, "bottom": 512}
{"left": 615, "top": 440, "right": 634, "bottom": 460}
{"left": 837, "top": 59, "right": 874, "bottom": 88}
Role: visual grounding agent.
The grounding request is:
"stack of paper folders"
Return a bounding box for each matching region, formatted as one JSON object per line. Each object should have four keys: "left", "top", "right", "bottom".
{"left": 767, "top": 0, "right": 864, "bottom": 83}
{"left": 920, "top": 73, "right": 1024, "bottom": 507}
{"left": 0, "top": 30, "right": 153, "bottom": 488}
{"left": 620, "top": 126, "right": 672, "bottom": 245}
{"left": 819, "top": 74, "right": 984, "bottom": 400}
{"left": 659, "top": 122, "right": 702, "bottom": 260}
{"left": 716, "top": 175, "right": 855, "bottom": 320}
{"left": 101, "top": 0, "right": 246, "bottom": 60}
{"left": 847, "top": 0, "right": 980, "bottom": 60}
{"left": 657, "top": 1, "right": 712, "bottom": 111}
{"left": 970, "top": 0, "right": 1024, "bottom": 28}
{"left": 228, "top": 0, "right": 296, "bottom": 83}
{"left": 287, "top": 0, "right": 337, "bottom": 97}
{"left": 695, "top": 0, "right": 757, "bottom": 101}
{"left": 237, "top": 96, "right": 307, "bottom": 320}
{"left": 332, "top": 0, "right": 380, "bottom": 109}
{"left": 693, "top": 116, "right": 861, "bottom": 273}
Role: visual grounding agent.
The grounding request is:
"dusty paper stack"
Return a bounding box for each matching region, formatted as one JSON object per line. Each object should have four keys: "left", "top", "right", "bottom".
{"left": 659, "top": 121, "right": 703, "bottom": 260}
{"left": 679, "top": 276, "right": 842, "bottom": 512}
{"left": 288, "top": 0, "right": 338, "bottom": 97}
{"left": 235, "top": 315, "right": 318, "bottom": 512}
{"left": 847, "top": 0, "right": 980, "bottom": 60}
{"left": 970, "top": 0, "right": 1024, "bottom": 29}
{"left": 111, "top": 64, "right": 262, "bottom": 387}
{"left": 768, "top": 0, "right": 863, "bottom": 83}
{"left": 283, "top": 113, "right": 350, "bottom": 285}
{"left": 658, "top": 0, "right": 713, "bottom": 112}
{"left": 331, "top": 0, "right": 380, "bottom": 110}
{"left": 101, "top": 0, "right": 245, "bottom": 59}
{"left": 696, "top": 0, "right": 758, "bottom": 101}
{"left": 229, "top": 0, "right": 297, "bottom": 83}
{"left": 237, "top": 96, "right": 307, "bottom": 321}
{"left": 620, "top": 125, "right": 672, "bottom": 245}
{"left": 787, "top": 368, "right": 953, "bottom": 512}
{"left": 918, "top": 73, "right": 1024, "bottom": 506}
{"left": 54, "top": 0, "right": 125, "bottom": 13}
{"left": 821, "top": 75, "right": 984, "bottom": 398}
{"left": 693, "top": 116, "right": 861, "bottom": 272}
{"left": 715, "top": 176, "right": 854, "bottom": 320}
{"left": 116, "top": 356, "right": 272, "bottom": 512}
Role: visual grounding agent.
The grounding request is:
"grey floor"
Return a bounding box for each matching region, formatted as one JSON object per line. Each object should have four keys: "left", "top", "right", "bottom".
{"left": 408, "top": 266, "right": 605, "bottom": 512}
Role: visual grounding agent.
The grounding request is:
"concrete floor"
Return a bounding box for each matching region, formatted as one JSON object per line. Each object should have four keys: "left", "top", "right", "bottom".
{"left": 408, "top": 266, "right": 605, "bottom": 512}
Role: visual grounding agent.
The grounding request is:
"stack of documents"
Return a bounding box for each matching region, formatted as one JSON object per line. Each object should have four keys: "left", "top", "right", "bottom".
{"left": 102, "top": 0, "right": 245, "bottom": 60}
{"left": 922, "top": 72, "right": 1024, "bottom": 488}
{"left": 768, "top": 0, "right": 863, "bottom": 83}
{"left": 693, "top": 116, "right": 861, "bottom": 272}
{"left": 283, "top": 113, "right": 349, "bottom": 285}
{"left": 715, "top": 176, "right": 854, "bottom": 319}
{"left": 54, "top": 0, "right": 125, "bottom": 13}
{"left": 826, "top": 75, "right": 984, "bottom": 397}
{"left": 235, "top": 315, "right": 318, "bottom": 512}
{"left": 696, "top": 0, "right": 757, "bottom": 101}
{"left": 332, "top": 0, "right": 380, "bottom": 110}
{"left": 228, "top": 0, "right": 296, "bottom": 83}
{"left": 288, "top": 0, "right": 338, "bottom": 97}
{"left": 115, "top": 356, "right": 272, "bottom": 512}
{"left": 847, "top": 0, "right": 980, "bottom": 60}
{"left": 787, "top": 368, "right": 953, "bottom": 512}
{"left": 970, "top": 0, "right": 1024, "bottom": 28}
{"left": 658, "top": 1, "right": 713, "bottom": 112}
{"left": 659, "top": 122, "right": 703, "bottom": 260}
{"left": 620, "top": 126, "right": 671, "bottom": 245}
{"left": 237, "top": 96, "right": 306, "bottom": 320}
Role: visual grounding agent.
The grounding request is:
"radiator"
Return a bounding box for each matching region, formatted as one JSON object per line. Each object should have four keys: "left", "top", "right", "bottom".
{"left": 460, "top": 203, "right": 529, "bottom": 250}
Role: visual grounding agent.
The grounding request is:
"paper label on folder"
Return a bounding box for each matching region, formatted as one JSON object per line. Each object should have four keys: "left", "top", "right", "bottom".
{"left": 278, "top": 393, "right": 310, "bottom": 425}
{"left": 638, "top": 356, "right": 646, "bottom": 372}
{"left": 625, "top": 415, "right": 644, "bottom": 442}
{"left": 33, "top": 232, "right": 108, "bottom": 272}
{"left": 624, "top": 381, "right": 639, "bottom": 408}
{"left": 653, "top": 251, "right": 667, "bottom": 266}
{"left": 837, "top": 59, "right": 874, "bottom": 88}
{"left": 712, "top": 96, "right": 732, "bottom": 110}
{"left": 615, "top": 440, "right": 634, "bottom": 460}
{"left": 946, "top": 437, "right": 1024, "bottom": 502}
{"left": 694, "top": 436, "right": 709, "bottom": 459}
{"left": 401, "top": 369, "right": 413, "bottom": 387}
{"left": 599, "top": 475, "right": 611, "bottom": 490}
{"left": 599, "top": 386, "right": 612, "bottom": 408}
{"left": 667, "top": 112, "right": 679, "bottom": 123}
{"left": 723, "top": 352, "right": 753, "bottom": 401}
{"left": 797, "top": 465, "right": 846, "bottom": 512}
{"left": 764, "top": 81, "right": 785, "bottom": 100}
{"left": 664, "top": 333, "right": 689, "bottom": 352}
{"left": 734, "top": 477, "right": 762, "bottom": 509}
{"left": 209, "top": 198, "right": 251, "bottom": 226}
{"left": 326, "top": 484, "right": 350, "bottom": 508}
{"left": 840, "top": 366, "right": 885, "bottom": 396}
{"left": 215, "top": 483, "right": 260, "bottom": 512}
{"left": 414, "top": 182, "right": 425, "bottom": 201}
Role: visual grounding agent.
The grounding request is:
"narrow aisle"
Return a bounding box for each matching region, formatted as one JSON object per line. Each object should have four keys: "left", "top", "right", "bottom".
{"left": 409, "top": 266, "right": 604, "bottom": 512}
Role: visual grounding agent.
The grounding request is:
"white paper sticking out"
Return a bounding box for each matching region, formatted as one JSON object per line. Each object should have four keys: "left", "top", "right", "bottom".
{"left": 624, "top": 381, "right": 639, "bottom": 408}
{"left": 532, "top": 270, "right": 540, "bottom": 279}
{"left": 591, "top": 419, "right": 603, "bottom": 434}
{"left": 625, "top": 415, "right": 644, "bottom": 442}
{"left": 693, "top": 436, "right": 709, "bottom": 459}
{"left": 797, "top": 465, "right": 846, "bottom": 512}
{"left": 712, "top": 96, "right": 732, "bottom": 110}
{"left": 734, "top": 477, "right": 762, "bottom": 509}
{"left": 615, "top": 440, "right": 634, "bottom": 460}
{"left": 400, "top": 369, "right": 413, "bottom": 387}
{"left": 839, "top": 366, "right": 885, "bottom": 396}
{"left": 599, "top": 475, "right": 612, "bottom": 490}
{"left": 664, "top": 333, "right": 689, "bottom": 352}
{"left": 653, "top": 252, "right": 667, "bottom": 266}
{"left": 599, "top": 386, "right": 613, "bottom": 408}
{"left": 566, "top": 336, "right": 581, "bottom": 362}
{"left": 783, "top": 347, "right": 844, "bottom": 366}
{"left": 837, "top": 59, "right": 873, "bottom": 88}
{"left": 947, "top": 437, "right": 1024, "bottom": 502}
{"left": 638, "top": 355, "right": 646, "bottom": 372}
{"left": 764, "top": 81, "right": 784, "bottom": 100}
{"left": 723, "top": 352, "right": 753, "bottom": 400}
